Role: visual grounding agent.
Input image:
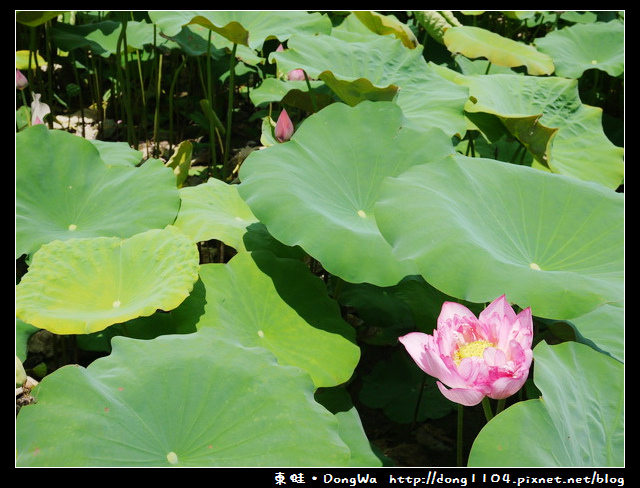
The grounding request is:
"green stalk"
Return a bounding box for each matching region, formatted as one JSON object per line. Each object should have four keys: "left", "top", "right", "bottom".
{"left": 69, "top": 52, "right": 86, "bottom": 138}
{"left": 205, "top": 30, "right": 217, "bottom": 178}
{"left": 134, "top": 21, "right": 149, "bottom": 152}
{"left": 495, "top": 398, "right": 506, "bottom": 416}
{"left": 412, "top": 375, "right": 427, "bottom": 426}
{"left": 153, "top": 52, "right": 163, "bottom": 158}
{"left": 44, "top": 20, "right": 54, "bottom": 128}
{"left": 303, "top": 70, "right": 318, "bottom": 113}
{"left": 168, "top": 55, "right": 187, "bottom": 153}
{"left": 481, "top": 397, "right": 494, "bottom": 422}
{"left": 116, "top": 15, "right": 134, "bottom": 146}
{"left": 223, "top": 43, "right": 238, "bottom": 179}
{"left": 89, "top": 55, "right": 104, "bottom": 135}
{"left": 465, "top": 132, "right": 476, "bottom": 157}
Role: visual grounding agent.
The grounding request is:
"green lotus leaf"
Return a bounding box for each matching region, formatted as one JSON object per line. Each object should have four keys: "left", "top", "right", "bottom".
{"left": 89, "top": 139, "right": 143, "bottom": 166}
{"left": 269, "top": 33, "right": 407, "bottom": 106}
{"left": 76, "top": 279, "right": 206, "bottom": 353}
{"left": 238, "top": 101, "right": 456, "bottom": 286}
{"left": 558, "top": 11, "right": 599, "bottom": 23}
{"left": 149, "top": 11, "right": 331, "bottom": 50}
{"left": 535, "top": 21, "right": 624, "bottom": 78}
{"left": 16, "top": 329, "right": 360, "bottom": 467}
{"left": 196, "top": 251, "right": 359, "bottom": 388}
{"left": 173, "top": 178, "right": 258, "bottom": 251}
{"left": 249, "top": 77, "right": 335, "bottom": 113}
{"left": 16, "top": 125, "right": 180, "bottom": 260}
{"left": 315, "top": 387, "right": 385, "bottom": 467}
{"left": 16, "top": 50, "right": 46, "bottom": 71}
{"left": 242, "top": 223, "right": 308, "bottom": 261}
{"left": 499, "top": 114, "right": 558, "bottom": 168}
{"left": 51, "top": 19, "right": 161, "bottom": 57}
{"left": 567, "top": 301, "right": 624, "bottom": 363}
{"left": 413, "top": 10, "right": 462, "bottom": 45}
{"left": 16, "top": 11, "right": 66, "bottom": 27}
{"left": 443, "top": 25, "right": 554, "bottom": 75}
{"left": 448, "top": 70, "right": 624, "bottom": 189}
{"left": 468, "top": 341, "right": 624, "bottom": 467}
{"left": 351, "top": 11, "right": 419, "bottom": 48}
{"left": 15, "top": 226, "right": 199, "bottom": 335}
{"left": 375, "top": 155, "right": 623, "bottom": 320}
{"left": 164, "top": 140, "right": 193, "bottom": 187}
{"left": 16, "top": 318, "right": 39, "bottom": 362}
{"left": 317, "top": 71, "right": 399, "bottom": 106}
{"left": 270, "top": 33, "right": 468, "bottom": 136}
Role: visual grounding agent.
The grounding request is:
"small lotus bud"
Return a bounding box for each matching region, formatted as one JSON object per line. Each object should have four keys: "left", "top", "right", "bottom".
{"left": 288, "top": 69, "right": 306, "bottom": 81}
{"left": 275, "top": 108, "right": 294, "bottom": 143}
{"left": 16, "top": 69, "right": 28, "bottom": 90}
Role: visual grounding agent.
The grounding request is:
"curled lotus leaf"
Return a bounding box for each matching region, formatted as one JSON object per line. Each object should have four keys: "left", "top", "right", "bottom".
{"left": 16, "top": 226, "right": 199, "bottom": 335}
{"left": 443, "top": 25, "right": 554, "bottom": 75}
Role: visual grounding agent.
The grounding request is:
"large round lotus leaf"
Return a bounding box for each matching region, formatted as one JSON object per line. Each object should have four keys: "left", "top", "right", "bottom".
{"left": 375, "top": 155, "right": 623, "bottom": 319}
{"left": 468, "top": 341, "right": 624, "bottom": 467}
{"left": 16, "top": 125, "right": 180, "bottom": 259}
{"left": 196, "top": 251, "right": 359, "bottom": 388}
{"left": 16, "top": 329, "right": 358, "bottom": 467}
{"left": 173, "top": 178, "right": 258, "bottom": 251}
{"left": 238, "top": 101, "right": 455, "bottom": 286}
{"left": 443, "top": 25, "right": 554, "bottom": 75}
{"left": 15, "top": 226, "right": 199, "bottom": 335}
{"left": 535, "top": 21, "right": 624, "bottom": 78}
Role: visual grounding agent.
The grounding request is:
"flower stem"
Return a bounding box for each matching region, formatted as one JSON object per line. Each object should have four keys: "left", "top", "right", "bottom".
{"left": 223, "top": 43, "right": 238, "bottom": 179}
{"left": 495, "top": 398, "right": 506, "bottom": 416}
{"left": 303, "top": 70, "right": 318, "bottom": 113}
{"left": 481, "top": 397, "right": 494, "bottom": 422}
{"left": 456, "top": 404, "right": 464, "bottom": 467}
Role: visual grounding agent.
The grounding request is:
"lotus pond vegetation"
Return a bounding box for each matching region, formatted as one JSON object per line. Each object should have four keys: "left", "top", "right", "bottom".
{"left": 15, "top": 11, "right": 624, "bottom": 469}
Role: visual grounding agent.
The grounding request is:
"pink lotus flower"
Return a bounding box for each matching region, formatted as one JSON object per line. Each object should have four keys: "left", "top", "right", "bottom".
{"left": 274, "top": 108, "right": 294, "bottom": 142}
{"left": 399, "top": 295, "right": 533, "bottom": 407}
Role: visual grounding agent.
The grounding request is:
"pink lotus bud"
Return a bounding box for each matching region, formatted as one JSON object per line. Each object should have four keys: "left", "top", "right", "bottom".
{"left": 274, "top": 108, "right": 294, "bottom": 143}
{"left": 399, "top": 295, "right": 533, "bottom": 407}
{"left": 16, "top": 69, "right": 28, "bottom": 90}
{"left": 287, "top": 69, "right": 306, "bottom": 81}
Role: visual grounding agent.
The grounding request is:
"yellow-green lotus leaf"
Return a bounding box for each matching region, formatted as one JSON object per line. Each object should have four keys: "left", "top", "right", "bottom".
{"left": 16, "top": 227, "right": 199, "bottom": 335}
{"left": 444, "top": 25, "right": 554, "bottom": 75}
